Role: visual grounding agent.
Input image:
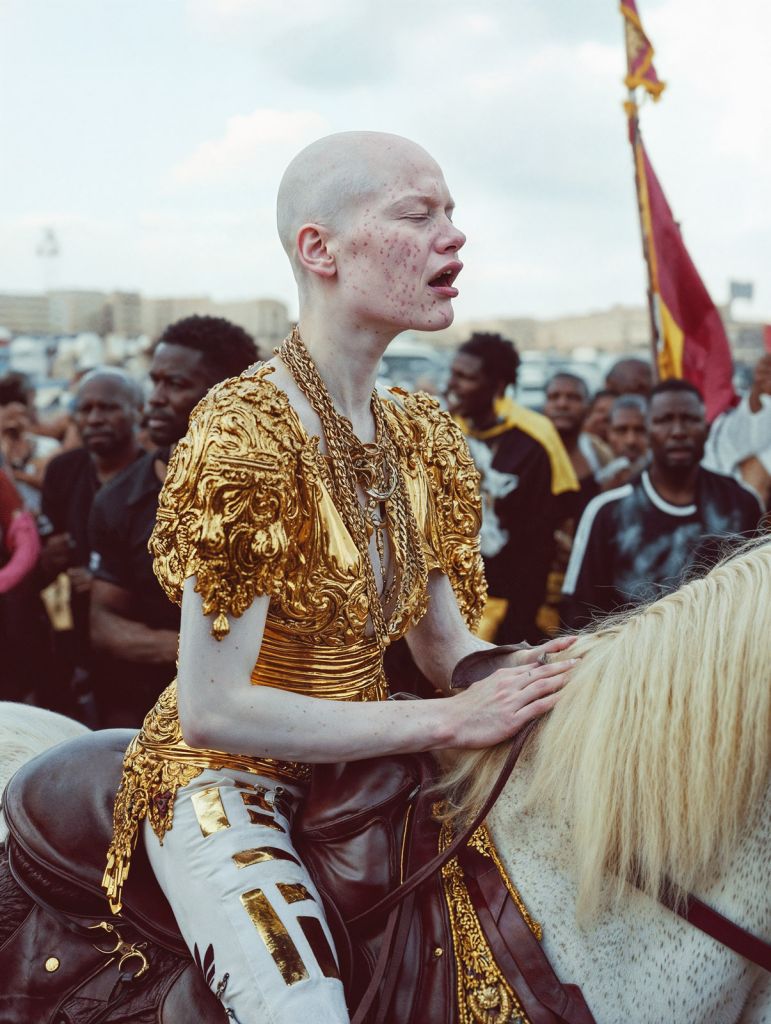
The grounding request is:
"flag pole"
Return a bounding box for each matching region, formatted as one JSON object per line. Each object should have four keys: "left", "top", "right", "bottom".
{"left": 626, "top": 93, "right": 661, "bottom": 382}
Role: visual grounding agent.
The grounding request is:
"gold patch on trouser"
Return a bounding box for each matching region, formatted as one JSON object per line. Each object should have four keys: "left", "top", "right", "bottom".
{"left": 247, "top": 809, "right": 285, "bottom": 831}
{"left": 298, "top": 916, "right": 340, "bottom": 980}
{"left": 190, "top": 787, "right": 231, "bottom": 837}
{"left": 240, "top": 789, "right": 274, "bottom": 813}
{"left": 277, "top": 882, "right": 314, "bottom": 905}
{"left": 232, "top": 847, "right": 300, "bottom": 869}
{"left": 240, "top": 889, "right": 309, "bottom": 986}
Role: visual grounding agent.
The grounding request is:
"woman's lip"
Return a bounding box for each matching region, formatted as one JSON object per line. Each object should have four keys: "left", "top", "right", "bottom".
{"left": 428, "top": 284, "right": 459, "bottom": 298}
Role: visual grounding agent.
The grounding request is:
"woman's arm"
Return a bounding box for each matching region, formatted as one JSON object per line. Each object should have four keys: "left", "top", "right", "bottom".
{"left": 177, "top": 575, "right": 575, "bottom": 762}
{"left": 404, "top": 571, "right": 492, "bottom": 693}
{"left": 405, "top": 570, "right": 575, "bottom": 695}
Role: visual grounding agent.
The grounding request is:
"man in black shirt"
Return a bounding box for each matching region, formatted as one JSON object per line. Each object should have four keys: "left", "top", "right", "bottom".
{"left": 39, "top": 369, "right": 144, "bottom": 715}
{"left": 447, "top": 333, "right": 567, "bottom": 644}
{"left": 88, "top": 316, "right": 258, "bottom": 726}
{"left": 561, "top": 380, "right": 763, "bottom": 629}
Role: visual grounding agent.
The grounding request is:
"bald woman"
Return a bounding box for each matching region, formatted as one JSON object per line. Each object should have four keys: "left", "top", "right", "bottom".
{"left": 105, "top": 132, "right": 575, "bottom": 1023}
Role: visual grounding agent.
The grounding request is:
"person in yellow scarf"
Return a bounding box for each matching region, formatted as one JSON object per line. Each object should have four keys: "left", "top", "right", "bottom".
{"left": 447, "top": 333, "right": 578, "bottom": 643}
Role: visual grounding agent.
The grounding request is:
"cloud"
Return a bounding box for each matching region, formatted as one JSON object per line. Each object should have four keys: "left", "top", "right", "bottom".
{"left": 170, "top": 109, "right": 330, "bottom": 186}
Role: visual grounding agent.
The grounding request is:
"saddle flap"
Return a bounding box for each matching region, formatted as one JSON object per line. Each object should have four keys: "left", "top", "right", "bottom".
{"left": 3, "top": 729, "right": 185, "bottom": 954}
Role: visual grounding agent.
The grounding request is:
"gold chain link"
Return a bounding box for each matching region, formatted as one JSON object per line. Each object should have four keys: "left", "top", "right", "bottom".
{"left": 277, "top": 328, "right": 427, "bottom": 650}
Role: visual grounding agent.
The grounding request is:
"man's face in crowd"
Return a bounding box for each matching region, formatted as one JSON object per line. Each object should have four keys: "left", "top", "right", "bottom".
{"left": 0, "top": 401, "right": 30, "bottom": 437}
{"left": 583, "top": 394, "right": 614, "bottom": 443}
{"left": 606, "top": 360, "right": 653, "bottom": 397}
{"left": 543, "top": 376, "right": 588, "bottom": 437}
{"left": 334, "top": 145, "right": 466, "bottom": 334}
{"left": 446, "top": 353, "right": 499, "bottom": 422}
{"left": 146, "top": 343, "right": 215, "bottom": 447}
{"left": 74, "top": 377, "right": 137, "bottom": 457}
{"left": 608, "top": 407, "right": 649, "bottom": 463}
{"left": 648, "top": 391, "right": 708, "bottom": 472}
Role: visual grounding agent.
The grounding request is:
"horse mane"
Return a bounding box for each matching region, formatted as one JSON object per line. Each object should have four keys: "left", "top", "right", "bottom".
{"left": 439, "top": 538, "right": 771, "bottom": 919}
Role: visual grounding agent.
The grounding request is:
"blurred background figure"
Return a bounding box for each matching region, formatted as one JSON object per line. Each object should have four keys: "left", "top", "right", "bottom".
{"left": 604, "top": 356, "right": 653, "bottom": 398}
{"left": 704, "top": 352, "right": 771, "bottom": 511}
{"left": 597, "top": 394, "right": 650, "bottom": 490}
{"left": 88, "top": 315, "right": 258, "bottom": 727}
{"left": 583, "top": 388, "right": 616, "bottom": 445}
{"left": 0, "top": 374, "right": 60, "bottom": 515}
{"left": 543, "top": 372, "right": 612, "bottom": 515}
{"left": 561, "top": 380, "right": 763, "bottom": 629}
{"left": 0, "top": 467, "right": 42, "bottom": 700}
{"left": 38, "top": 368, "right": 144, "bottom": 723}
{"left": 447, "top": 332, "right": 576, "bottom": 645}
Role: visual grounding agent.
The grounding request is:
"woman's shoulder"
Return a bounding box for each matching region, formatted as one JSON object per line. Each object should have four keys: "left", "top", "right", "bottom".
{"left": 190, "top": 364, "right": 306, "bottom": 459}
{"left": 383, "top": 386, "right": 471, "bottom": 462}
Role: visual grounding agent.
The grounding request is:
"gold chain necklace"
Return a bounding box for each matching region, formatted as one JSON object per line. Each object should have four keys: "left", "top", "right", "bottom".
{"left": 277, "top": 328, "right": 427, "bottom": 648}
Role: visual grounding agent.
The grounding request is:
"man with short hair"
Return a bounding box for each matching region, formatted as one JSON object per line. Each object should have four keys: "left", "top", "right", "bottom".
{"left": 543, "top": 371, "right": 610, "bottom": 513}
{"left": 88, "top": 316, "right": 258, "bottom": 726}
{"left": 583, "top": 388, "right": 615, "bottom": 444}
{"left": 447, "top": 334, "right": 577, "bottom": 643}
{"left": 561, "top": 379, "right": 762, "bottom": 629}
{"left": 599, "top": 393, "right": 650, "bottom": 490}
{"left": 604, "top": 356, "right": 653, "bottom": 398}
{"left": 704, "top": 352, "right": 771, "bottom": 510}
{"left": 39, "top": 368, "right": 144, "bottom": 718}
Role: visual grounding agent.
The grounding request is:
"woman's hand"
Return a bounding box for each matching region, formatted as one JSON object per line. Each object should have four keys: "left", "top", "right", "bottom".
{"left": 508, "top": 634, "right": 577, "bottom": 669}
{"left": 446, "top": 653, "right": 576, "bottom": 749}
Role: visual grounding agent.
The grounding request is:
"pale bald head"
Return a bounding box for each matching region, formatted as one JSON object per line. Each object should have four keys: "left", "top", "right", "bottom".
{"left": 277, "top": 131, "right": 442, "bottom": 276}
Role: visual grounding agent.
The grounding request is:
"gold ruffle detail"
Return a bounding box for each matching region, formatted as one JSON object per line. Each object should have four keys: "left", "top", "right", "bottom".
{"left": 149, "top": 369, "right": 306, "bottom": 640}
{"left": 394, "top": 391, "right": 487, "bottom": 631}
{"left": 102, "top": 682, "right": 313, "bottom": 913}
{"left": 440, "top": 821, "right": 532, "bottom": 1024}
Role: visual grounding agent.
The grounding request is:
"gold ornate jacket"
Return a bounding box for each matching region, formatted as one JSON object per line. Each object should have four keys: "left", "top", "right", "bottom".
{"left": 103, "top": 367, "right": 486, "bottom": 911}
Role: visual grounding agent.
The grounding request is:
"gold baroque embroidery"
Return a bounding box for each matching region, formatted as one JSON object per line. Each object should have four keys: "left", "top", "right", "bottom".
{"left": 104, "top": 360, "right": 488, "bottom": 914}
{"left": 440, "top": 822, "right": 531, "bottom": 1024}
{"left": 467, "top": 825, "right": 542, "bottom": 941}
{"left": 150, "top": 372, "right": 306, "bottom": 641}
{"left": 398, "top": 391, "right": 487, "bottom": 630}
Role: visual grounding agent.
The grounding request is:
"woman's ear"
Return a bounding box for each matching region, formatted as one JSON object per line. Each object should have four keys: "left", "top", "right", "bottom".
{"left": 295, "top": 223, "right": 337, "bottom": 280}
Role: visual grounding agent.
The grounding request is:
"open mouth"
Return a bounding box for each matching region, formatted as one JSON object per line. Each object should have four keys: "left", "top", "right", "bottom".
{"left": 428, "top": 262, "right": 462, "bottom": 296}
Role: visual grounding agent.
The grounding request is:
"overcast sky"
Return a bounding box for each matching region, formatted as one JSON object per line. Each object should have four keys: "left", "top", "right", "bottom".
{"left": 1, "top": 0, "right": 769, "bottom": 323}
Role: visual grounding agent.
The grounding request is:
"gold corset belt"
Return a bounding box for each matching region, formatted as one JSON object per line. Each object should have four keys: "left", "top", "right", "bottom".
{"left": 252, "top": 622, "right": 389, "bottom": 702}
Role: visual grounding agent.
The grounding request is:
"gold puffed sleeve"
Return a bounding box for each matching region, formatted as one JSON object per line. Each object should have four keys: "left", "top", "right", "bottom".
{"left": 403, "top": 391, "right": 487, "bottom": 630}
{"left": 150, "top": 370, "right": 304, "bottom": 640}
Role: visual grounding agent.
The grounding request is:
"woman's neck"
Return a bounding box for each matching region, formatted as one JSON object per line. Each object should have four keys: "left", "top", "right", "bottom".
{"left": 297, "top": 310, "right": 395, "bottom": 426}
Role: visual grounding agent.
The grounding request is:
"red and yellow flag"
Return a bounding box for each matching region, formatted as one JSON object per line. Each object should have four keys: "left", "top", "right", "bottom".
{"left": 633, "top": 129, "right": 738, "bottom": 420}
{"left": 620, "top": 0, "right": 666, "bottom": 99}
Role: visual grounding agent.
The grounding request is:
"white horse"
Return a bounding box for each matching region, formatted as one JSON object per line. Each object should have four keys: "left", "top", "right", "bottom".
{"left": 0, "top": 702, "right": 88, "bottom": 843}
{"left": 442, "top": 538, "right": 771, "bottom": 1023}
{"left": 2, "top": 542, "right": 769, "bottom": 1022}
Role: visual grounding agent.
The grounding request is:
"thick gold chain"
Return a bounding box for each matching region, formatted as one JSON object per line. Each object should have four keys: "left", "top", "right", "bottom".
{"left": 277, "top": 328, "right": 426, "bottom": 648}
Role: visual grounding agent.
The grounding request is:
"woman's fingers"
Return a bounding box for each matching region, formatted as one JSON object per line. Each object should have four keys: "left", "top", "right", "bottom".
{"left": 510, "top": 690, "right": 563, "bottom": 728}
{"left": 499, "top": 657, "right": 577, "bottom": 692}
{"left": 515, "top": 634, "right": 577, "bottom": 667}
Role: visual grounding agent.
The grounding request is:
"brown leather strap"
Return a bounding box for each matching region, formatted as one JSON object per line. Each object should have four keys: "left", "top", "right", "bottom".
{"left": 659, "top": 886, "right": 771, "bottom": 972}
{"left": 349, "top": 904, "right": 401, "bottom": 1024}
{"left": 462, "top": 843, "right": 596, "bottom": 1023}
{"left": 348, "top": 718, "right": 537, "bottom": 929}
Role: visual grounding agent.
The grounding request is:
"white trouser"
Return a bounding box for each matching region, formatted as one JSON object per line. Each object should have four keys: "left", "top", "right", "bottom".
{"left": 144, "top": 768, "right": 350, "bottom": 1024}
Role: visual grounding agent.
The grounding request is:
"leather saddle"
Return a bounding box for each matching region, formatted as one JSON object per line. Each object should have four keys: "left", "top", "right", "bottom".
{"left": 2, "top": 730, "right": 228, "bottom": 1023}
{"left": 2, "top": 725, "right": 597, "bottom": 1024}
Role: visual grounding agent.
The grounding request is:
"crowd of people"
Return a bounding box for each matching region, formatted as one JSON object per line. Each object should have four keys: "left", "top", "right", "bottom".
{"left": 1, "top": 317, "right": 768, "bottom": 723}
{"left": 0, "top": 315, "right": 259, "bottom": 722}
{"left": 0, "top": 130, "right": 769, "bottom": 1024}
